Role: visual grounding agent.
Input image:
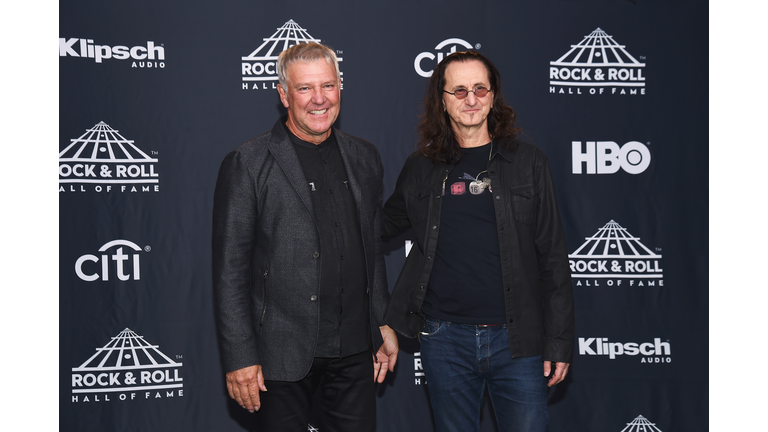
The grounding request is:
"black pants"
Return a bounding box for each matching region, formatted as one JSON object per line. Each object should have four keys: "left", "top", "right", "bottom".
{"left": 255, "top": 350, "right": 375, "bottom": 432}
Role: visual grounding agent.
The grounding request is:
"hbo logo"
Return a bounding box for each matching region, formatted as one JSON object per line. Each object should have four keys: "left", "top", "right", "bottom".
{"left": 572, "top": 141, "right": 651, "bottom": 175}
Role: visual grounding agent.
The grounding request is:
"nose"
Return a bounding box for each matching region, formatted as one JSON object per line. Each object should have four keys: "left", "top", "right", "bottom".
{"left": 464, "top": 91, "right": 478, "bottom": 105}
{"left": 311, "top": 87, "right": 325, "bottom": 104}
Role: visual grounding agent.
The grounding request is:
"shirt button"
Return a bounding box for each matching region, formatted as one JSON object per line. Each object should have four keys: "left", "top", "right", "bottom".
{"left": 495, "top": 196, "right": 501, "bottom": 200}
{"left": 310, "top": 295, "right": 318, "bottom": 301}
{"left": 432, "top": 225, "right": 437, "bottom": 230}
{"left": 313, "top": 251, "right": 320, "bottom": 258}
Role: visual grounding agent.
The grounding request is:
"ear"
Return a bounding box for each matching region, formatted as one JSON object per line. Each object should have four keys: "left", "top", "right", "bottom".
{"left": 277, "top": 84, "right": 289, "bottom": 108}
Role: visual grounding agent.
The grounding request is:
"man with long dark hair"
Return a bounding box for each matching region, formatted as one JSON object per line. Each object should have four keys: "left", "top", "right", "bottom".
{"left": 383, "top": 51, "right": 574, "bottom": 432}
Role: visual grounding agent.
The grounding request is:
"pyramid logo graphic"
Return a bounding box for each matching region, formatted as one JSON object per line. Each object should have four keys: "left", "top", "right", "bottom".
{"left": 59, "top": 122, "right": 159, "bottom": 193}
{"left": 620, "top": 415, "right": 662, "bottom": 432}
{"left": 549, "top": 28, "right": 646, "bottom": 95}
{"left": 71, "top": 328, "right": 183, "bottom": 401}
{"left": 569, "top": 220, "right": 663, "bottom": 285}
{"left": 241, "top": 19, "right": 343, "bottom": 90}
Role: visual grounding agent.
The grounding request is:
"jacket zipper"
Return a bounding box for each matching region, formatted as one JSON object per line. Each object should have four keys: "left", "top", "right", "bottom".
{"left": 260, "top": 268, "right": 268, "bottom": 327}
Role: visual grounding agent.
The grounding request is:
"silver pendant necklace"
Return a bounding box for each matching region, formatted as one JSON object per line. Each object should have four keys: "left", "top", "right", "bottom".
{"left": 468, "top": 141, "right": 493, "bottom": 195}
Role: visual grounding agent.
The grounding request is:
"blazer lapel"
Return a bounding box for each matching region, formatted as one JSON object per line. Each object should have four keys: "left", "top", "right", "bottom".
{"left": 266, "top": 121, "right": 315, "bottom": 220}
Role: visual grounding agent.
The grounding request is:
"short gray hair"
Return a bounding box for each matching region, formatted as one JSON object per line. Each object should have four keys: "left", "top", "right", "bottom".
{"left": 276, "top": 42, "right": 340, "bottom": 88}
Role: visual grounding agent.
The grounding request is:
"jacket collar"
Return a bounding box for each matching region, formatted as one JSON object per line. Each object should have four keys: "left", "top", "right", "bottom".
{"left": 266, "top": 116, "right": 364, "bottom": 223}
{"left": 491, "top": 135, "right": 520, "bottom": 163}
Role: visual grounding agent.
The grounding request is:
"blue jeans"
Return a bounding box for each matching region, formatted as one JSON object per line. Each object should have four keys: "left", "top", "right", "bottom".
{"left": 420, "top": 315, "right": 549, "bottom": 432}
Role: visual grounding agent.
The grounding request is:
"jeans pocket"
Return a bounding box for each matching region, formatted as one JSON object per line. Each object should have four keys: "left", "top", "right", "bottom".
{"left": 420, "top": 316, "right": 443, "bottom": 338}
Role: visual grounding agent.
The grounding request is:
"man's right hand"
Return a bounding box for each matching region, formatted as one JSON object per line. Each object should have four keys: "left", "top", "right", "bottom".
{"left": 225, "top": 365, "right": 267, "bottom": 413}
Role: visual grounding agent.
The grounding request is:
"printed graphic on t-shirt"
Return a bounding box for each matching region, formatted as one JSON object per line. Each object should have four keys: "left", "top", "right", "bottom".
{"left": 450, "top": 173, "right": 492, "bottom": 195}
{"left": 450, "top": 182, "right": 466, "bottom": 195}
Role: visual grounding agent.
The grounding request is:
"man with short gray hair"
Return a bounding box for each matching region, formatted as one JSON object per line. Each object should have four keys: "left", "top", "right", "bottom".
{"left": 213, "top": 41, "right": 398, "bottom": 431}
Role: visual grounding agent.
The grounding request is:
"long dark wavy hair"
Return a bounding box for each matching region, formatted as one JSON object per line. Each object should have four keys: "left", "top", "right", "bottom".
{"left": 418, "top": 51, "right": 519, "bottom": 163}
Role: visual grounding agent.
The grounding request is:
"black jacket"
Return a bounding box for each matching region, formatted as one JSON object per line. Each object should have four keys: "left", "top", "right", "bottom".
{"left": 383, "top": 137, "right": 574, "bottom": 363}
{"left": 212, "top": 118, "right": 389, "bottom": 380}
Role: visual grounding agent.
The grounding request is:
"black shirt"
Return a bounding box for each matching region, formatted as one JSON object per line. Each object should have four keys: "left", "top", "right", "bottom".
{"left": 422, "top": 142, "right": 506, "bottom": 324}
{"left": 287, "top": 125, "right": 370, "bottom": 357}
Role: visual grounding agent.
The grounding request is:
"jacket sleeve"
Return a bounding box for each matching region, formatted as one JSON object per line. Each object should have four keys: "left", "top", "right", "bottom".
{"left": 534, "top": 154, "right": 575, "bottom": 363}
{"left": 369, "top": 150, "right": 390, "bottom": 330}
{"left": 382, "top": 155, "right": 415, "bottom": 241}
{"left": 211, "top": 149, "right": 260, "bottom": 373}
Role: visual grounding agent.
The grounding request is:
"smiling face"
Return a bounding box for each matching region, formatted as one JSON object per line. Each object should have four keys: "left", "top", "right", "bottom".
{"left": 277, "top": 59, "right": 341, "bottom": 144}
{"left": 442, "top": 59, "right": 494, "bottom": 142}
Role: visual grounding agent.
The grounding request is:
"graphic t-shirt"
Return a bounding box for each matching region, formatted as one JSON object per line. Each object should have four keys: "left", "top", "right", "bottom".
{"left": 421, "top": 142, "right": 506, "bottom": 324}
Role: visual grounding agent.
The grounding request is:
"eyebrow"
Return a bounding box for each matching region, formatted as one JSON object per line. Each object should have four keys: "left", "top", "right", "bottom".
{"left": 293, "top": 80, "right": 337, "bottom": 89}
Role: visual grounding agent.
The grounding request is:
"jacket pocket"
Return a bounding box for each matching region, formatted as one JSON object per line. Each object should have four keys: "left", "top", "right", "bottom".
{"left": 510, "top": 185, "right": 536, "bottom": 225}
{"left": 405, "top": 187, "right": 432, "bottom": 225}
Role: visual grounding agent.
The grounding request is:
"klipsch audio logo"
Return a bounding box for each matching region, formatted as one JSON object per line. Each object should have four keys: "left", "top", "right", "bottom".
{"left": 550, "top": 28, "right": 645, "bottom": 95}
{"left": 71, "top": 328, "right": 183, "bottom": 403}
{"left": 579, "top": 337, "right": 671, "bottom": 364}
{"left": 59, "top": 38, "right": 165, "bottom": 68}
{"left": 620, "top": 415, "right": 663, "bottom": 431}
{"left": 572, "top": 141, "right": 651, "bottom": 175}
{"left": 414, "top": 38, "right": 480, "bottom": 78}
{"left": 59, "top": 122, "right": 159, "bottom": 193}
{"left": 242, "top": 20, "right": 343, "bottom": 91}
{"left": 75, "top": 239, "right": 149, "bottom": 282}
{"left": 569, "top": 220, "right": 663, "bottom": 287}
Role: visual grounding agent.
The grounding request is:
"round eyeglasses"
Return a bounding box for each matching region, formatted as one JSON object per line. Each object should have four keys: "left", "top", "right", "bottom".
{"left": 443, "top": 87, "right": 491, "bottom": 100}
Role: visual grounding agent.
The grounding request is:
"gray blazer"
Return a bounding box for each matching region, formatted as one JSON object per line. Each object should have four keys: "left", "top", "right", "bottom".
{"left": 212, "top": 118, "right": 389, "bottom": 381}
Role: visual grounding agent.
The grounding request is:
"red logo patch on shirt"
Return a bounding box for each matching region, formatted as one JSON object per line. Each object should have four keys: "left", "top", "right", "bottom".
{"left": 450, "top": 182, "right": 466, "bottom": 195}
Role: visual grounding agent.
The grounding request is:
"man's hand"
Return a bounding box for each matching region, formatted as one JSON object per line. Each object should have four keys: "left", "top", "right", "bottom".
{"left": 373, "top": 325, "right": 399, "bottom": 383}
{"left": 543, "top": 361, "right": 570, "bottom": 387}
{"left": 225, "top": 365, "right": 267, "bottom": 413}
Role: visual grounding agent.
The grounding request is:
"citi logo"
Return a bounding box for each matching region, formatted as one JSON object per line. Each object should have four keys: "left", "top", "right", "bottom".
{"left": 579, "top": 337, "right": 671, "bottom": 361}
{"left": 242, "top": 20, "right": 343, "bottom": 91}
{"left": 75, "top": 239, "right": 148, "bottom": 282}
{"left": 59, "top": 38, "right": 165, "bottom": 66}
{"left": 572, "top": 141, "right": 651, "bottom": 175}
{"left": 414, "top": 38, "right": 479, "bottom": 78}
{"left": 549, "top": 28, "right": 646, "bottom": 95}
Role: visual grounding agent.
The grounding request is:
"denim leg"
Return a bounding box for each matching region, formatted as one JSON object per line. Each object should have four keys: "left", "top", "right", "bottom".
{"left": 484, "top": 329, "right": 548, "bottom": 432}
{"left": 420, "top": 316, "right": 486, "bottom": 432}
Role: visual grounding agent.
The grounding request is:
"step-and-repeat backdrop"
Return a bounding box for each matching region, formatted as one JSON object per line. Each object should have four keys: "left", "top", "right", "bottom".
{"left": 59, "top": 1, "right": 708, "bottom": 431}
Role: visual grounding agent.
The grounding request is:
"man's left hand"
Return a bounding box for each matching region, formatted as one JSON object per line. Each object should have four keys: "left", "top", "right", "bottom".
{"left": 373, "top": 325, "right": 399, "bottom": 383}
{"left": 543, "top": 361, "right": 570, "bottom": 387}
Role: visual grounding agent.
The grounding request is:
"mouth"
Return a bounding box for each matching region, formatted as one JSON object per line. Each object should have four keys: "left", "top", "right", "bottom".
{"left": 309, "top": 109, "right": 328, "bottom": 115}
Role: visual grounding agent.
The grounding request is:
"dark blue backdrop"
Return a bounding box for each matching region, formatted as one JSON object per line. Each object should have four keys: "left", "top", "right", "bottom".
{"left": 58, "top": 1, "right": 708, "bottom": 431}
